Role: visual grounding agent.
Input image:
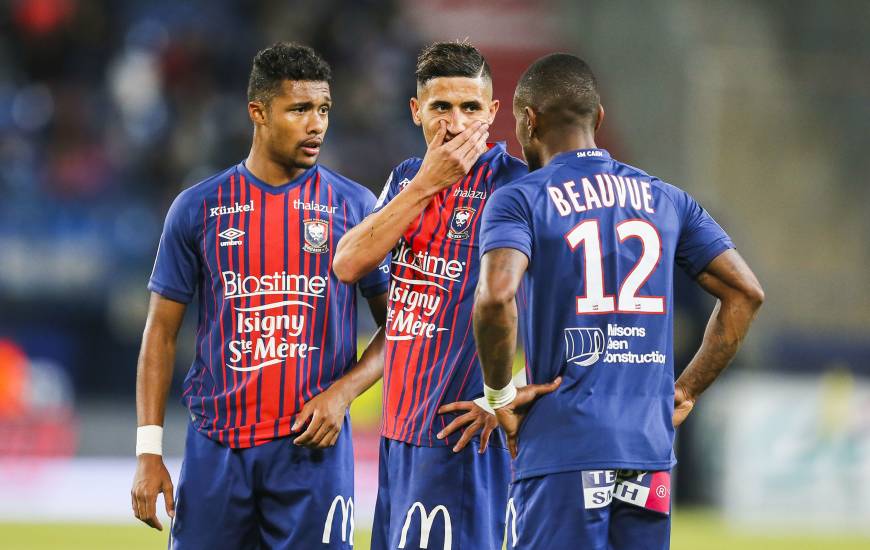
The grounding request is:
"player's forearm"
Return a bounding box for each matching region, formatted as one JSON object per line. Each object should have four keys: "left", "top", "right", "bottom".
{"left": 136, "top": 325, "right": 178, "bottom": 427}
{"left": 473, "top": 291, "right": 518, "bottom": 389}
{"left": 676, "top": 294, "right": 762, "bottom": 400}
{"left": 330, "top": 327, "right": 386, "bottom": 403}
{"left": 333, "top": 178, "right": 437, "bottom": 283}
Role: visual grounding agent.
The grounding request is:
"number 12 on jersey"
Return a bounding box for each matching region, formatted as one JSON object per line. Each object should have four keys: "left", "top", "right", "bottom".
{"left": 566, "top": 219, "right": 665, "bottom": 314}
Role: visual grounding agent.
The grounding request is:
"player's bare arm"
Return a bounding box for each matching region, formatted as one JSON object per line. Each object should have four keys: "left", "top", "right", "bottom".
{"left": 332, "top": 119, "right": 489, "bottom": 283}
{"left": 474, "top": 248, "right": 561, "bottom": 458}
{"left": 673, "top": 249, "right": 764, "bottom": 426}
{"left": 293, "top": 292, "right": 388, "bottom": 448}
{"left": 131, "top": 292, "right": 185, "bottom": 530}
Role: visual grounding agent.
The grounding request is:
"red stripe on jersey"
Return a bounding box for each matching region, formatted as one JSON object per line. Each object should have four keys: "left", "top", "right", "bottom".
{"left": 394, "top": 179, "right": 460, "bottom": 442}
{"left": 198, "top": 199, "right": 213, "bottom": 429}
{"left": 390, "top": 197, "right": 441, "bottom": 439}
{"left": 239, "top": 180, "right": 263, "bottom": 445}
{"left": 231, "top": 177, "right": 256, "bottom": 446}
{"left": 260, "top": 191, "right": 287, "bottom": 424}
{"left": 288, "top": 178, "right": 311, "bottom": 422}
{"left": 224, "top": 174, "right": 238, "bottom": 434}
{"left": 315, "top": 178, "right": 332, "bottom": 393}
{"left": 332, "top": 201, "right": 350, "bottom": 381}
{"left": 211, "top": 182, "right": 227, "bottom": 442}
{"left": 303, "top": 174, "right": 319, "bottom": 402}
{"left": 408, "top": 165, "right": 488, "bottom": 444}
{"left": 432, "top": 166, "right": 489, "bottom": 411}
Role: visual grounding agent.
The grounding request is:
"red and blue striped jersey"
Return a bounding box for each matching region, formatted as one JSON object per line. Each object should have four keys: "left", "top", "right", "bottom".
{"left": 148, "top": 162, "right": 389, "bottom": 448}
{"left": 375, "top": 143, "right": 527, "bottom": 447}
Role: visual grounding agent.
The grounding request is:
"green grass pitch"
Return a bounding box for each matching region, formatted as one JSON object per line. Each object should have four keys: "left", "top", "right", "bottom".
{"left": 2, "top": 510, "right": 868, "bottom": 549}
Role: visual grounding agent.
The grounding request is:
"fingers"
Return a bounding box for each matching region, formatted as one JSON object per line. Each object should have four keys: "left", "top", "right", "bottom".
{"left": 455, "top": 121, "right": 489, "bottom": 159}
{"left": 478, "top": 419, "right": 496, "bottom": 454}
{"left": 436, "top": 411, "right": 476, "bottom": 440}
{"left": 507, "top": 436, "right": 518, "bottom": 459}
{"left": 437, "top": 401, "right": 474, "bottom": 415}
{"left": 293, "top": 410, "right": 324, "bottom": 446}
{"left": 163, "top": 479, "right": 176, "bottom": 519}
{"left": 308, "top": 422, "right": 333, "bottom": 448}
{"left": 673, "top": 401, "right": 694, "bottom": 427}
{"left": 131, "top": 491, "right": 139, "bottom": 519}
{"left": 295, "top": 409, "right": 344, "bottom": 448}
{"left": 429, "top": 119, "right": 448, "bottom": 148}
{"left": 533, "top": 376, "right": 563, "bottom": 396}
{"left": 440, "top": 119, "right": 480, "bottom": 152}
{"left": 134, "top": 488, "right": 163, "bottom": 530}
{"left": 453, "top": 420, "right": 482, "bottom": 452}
{"left": 291, "top": 403, "right": 314, "bottom": 432}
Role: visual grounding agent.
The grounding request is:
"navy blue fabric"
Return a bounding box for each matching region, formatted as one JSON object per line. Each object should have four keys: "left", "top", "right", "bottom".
{"left": 371, "top": 436, "right": 511, "bottom": 550}
{"left": 171, "top": 418, "right": 355, "bottom": 549}
{"left": 480, "top": 148, "right": 734, "bottom": 479}
{"left": 508, "top": 470, "right": 671, "bottom": 550}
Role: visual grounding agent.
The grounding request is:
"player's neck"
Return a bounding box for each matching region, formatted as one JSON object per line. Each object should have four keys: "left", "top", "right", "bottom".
{"left": 539, "top": 129, "right": 597, "bottom": 167}
{"left": 245, "top": 147, "right": 308, "bottom": 187}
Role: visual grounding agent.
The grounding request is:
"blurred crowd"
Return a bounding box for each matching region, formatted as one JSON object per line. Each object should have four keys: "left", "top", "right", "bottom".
{"left": 0, "top": 0, "right": 422, "bottom": 399}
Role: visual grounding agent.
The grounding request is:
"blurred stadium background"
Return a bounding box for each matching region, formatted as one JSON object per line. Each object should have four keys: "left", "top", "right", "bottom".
{"left": 0, "top": 0, "right": 868, "bottom": 548}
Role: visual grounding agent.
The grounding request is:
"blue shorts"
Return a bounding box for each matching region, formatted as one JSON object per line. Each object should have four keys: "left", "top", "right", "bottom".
{"left": 371, "top": 436, "right": 511, "bottom": 550}
{"left": 507, "top": 469, "right": 672, "bottom": 550}
{"left": 171, "top": 416, "right": 355, "bottom": 550}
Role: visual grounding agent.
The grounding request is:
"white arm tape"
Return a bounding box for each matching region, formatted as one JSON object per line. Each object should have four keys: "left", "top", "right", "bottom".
{"left": 136, "top": 425, "right": 164, "bottom": 456}
{"left": 484, "top": 381, "right": 518, "bottom": 410}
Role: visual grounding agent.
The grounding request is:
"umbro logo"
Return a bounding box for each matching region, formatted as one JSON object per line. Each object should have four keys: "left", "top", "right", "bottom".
{"left": 218, "top": 227, "right": 244, "bottom": 247}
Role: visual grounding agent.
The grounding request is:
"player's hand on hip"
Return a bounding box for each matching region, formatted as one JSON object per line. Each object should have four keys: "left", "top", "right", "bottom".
{"left": 292, "top": 384, "right": 350, "bottom": 449}
{"left": 494, "top": 377, "right": 562, "bottom": 459}
{"left": 436, "top": 400, "right": 499, "bottom": 454}
{"left": 414, "top": 120, "right": 489, "bottom": 194}
{"left": 672, "top": 382, "right": 695, "bottom": 427}
{"left": 131, "top": 454, "right": 175, "bottom": 530}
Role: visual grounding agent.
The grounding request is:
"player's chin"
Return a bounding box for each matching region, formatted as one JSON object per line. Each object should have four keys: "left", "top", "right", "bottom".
{"left": 293, "top": 149, "right": 320, "bottom": 167}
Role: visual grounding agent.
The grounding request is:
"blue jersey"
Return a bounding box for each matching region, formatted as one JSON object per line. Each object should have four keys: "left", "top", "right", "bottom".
{"left": 375, "top": 143, "right": 527, "bottom": 447}
{"left": 149, "top": 162, "right": 389, "bottom": 448}
{"left": 479, "top": 148, "right": 734, "bottom": 480}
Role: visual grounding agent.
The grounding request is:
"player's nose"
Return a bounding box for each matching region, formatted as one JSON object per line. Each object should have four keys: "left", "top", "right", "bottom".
{"left": 308, "top": 113, "right": 326, "bottom": 134}
{"left": 446, "top": 109, "right": 468, "bottom": 135}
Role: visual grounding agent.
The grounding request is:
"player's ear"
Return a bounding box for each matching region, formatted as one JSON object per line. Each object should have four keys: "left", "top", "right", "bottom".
{"left": 409, "top": 97, "right": 422, "bottom": 126}
{"left": 594, "top": 104, "right": 605, "bottom": 132}
{"left": 524, "top": 106, "right": 537, "bottom": 140}
{"left": 249, "top": 101, "right": 268, "bottom": 126}
{"left": 488, "top": 99, "right": 500, "bottom": 124}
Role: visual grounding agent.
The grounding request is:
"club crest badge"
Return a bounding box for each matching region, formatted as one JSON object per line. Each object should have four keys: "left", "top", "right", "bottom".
{"left": 447, "top": 206, "right": 476, "bottom": 239}
{"left": 303, "top": 219, "right": 329, "bottom": 253}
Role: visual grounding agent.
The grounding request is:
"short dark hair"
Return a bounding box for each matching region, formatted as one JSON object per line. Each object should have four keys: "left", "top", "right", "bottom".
{"left": 415, "top": 41, "right": 492, "bottom": 87}
{"left": 514, "top": 53, "right": 600, "bottom": 127}
{"left": 247, "top": 42, "right": 332, "bottom": 103}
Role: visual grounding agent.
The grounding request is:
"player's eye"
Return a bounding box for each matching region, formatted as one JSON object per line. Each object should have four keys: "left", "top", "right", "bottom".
{"left": 319, "top": 105, "right": 330, "bottom": 115}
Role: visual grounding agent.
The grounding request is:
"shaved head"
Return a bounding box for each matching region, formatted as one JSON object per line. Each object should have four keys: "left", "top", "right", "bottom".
{"left": 514, "top": 53, "right": 600, "bottom": 129}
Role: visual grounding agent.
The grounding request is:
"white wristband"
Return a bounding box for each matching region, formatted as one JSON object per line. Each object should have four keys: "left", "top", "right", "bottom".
{"left": 136, "top": 425, "right": 163, "bottom": 456}
{"left": 484, "top": 381, "right": 517, "bottom": 410}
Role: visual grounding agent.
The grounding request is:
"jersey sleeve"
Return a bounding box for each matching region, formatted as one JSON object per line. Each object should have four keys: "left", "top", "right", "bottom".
{"left": 673, "top": 189, "right": 735, "bottom": 277}
{"left": 496, "top": 156, "right": 529, "bottom": 190}
{"left": 480, "top": 185, "right": 533, "bottom": 260}
{"left": 356, "top": 189, "right": 391, "bottom": 297}
{"left": 148, "top": 192, "right": 200, "bottom": 303}
{"left": 372, "top": 164, "right": 403, "bottom": 213}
